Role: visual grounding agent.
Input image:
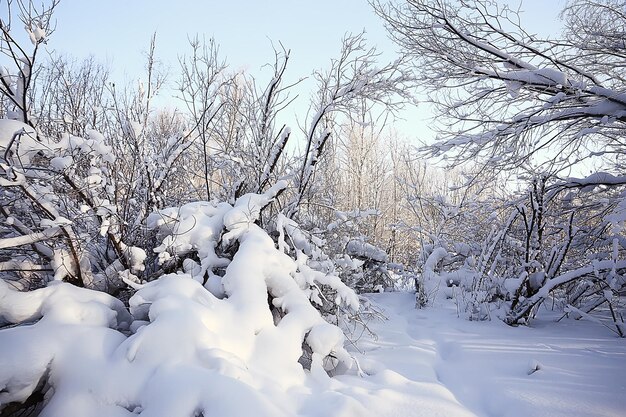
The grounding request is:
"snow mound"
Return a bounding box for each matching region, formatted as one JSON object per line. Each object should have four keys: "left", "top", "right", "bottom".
{"left": 0, "top": 273, "right": 359, "bottom": 416}
{"left": 0, "top": 184, "right": 364, "bottom": 415}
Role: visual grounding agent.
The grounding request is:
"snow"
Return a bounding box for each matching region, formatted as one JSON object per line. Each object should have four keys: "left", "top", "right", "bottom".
{"left": 0, "top": 119, "right": 42, "bottom": 164}
{"left": 0, "top": 279, "right": 131, "bottom": 328}
{"left": 0, "top": 227, "right": 62, "bottom": 250}
{"left": 1, "top": 277, "right": 625, "bottom": 416}
{"left": 346, "top": 239, "right": 388, "bottom": 263}
{"left": 50, "top": 155, "right": 74, "bottom": 170}
{"left": 32, "top": 26, "right": 46, "bottom": 43}
{"left": 148, "top": 201, "right": 232, "bottom": 280}
{"left": 563, "top": 172, "right": 626, "bottom": 191}
{"left": 26, "top": 25, "right": 46, "bottom": 45}
{"left": 503, "top": 67, "right": 568, "bottom": 87}
{"left": 352, "top": 292, "right": 626, "bottom": 417}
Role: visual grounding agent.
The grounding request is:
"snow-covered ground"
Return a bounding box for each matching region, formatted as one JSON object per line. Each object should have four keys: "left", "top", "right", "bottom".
{"left": 1, "top": 284, "right": 625, "bottom": 417}
{"left": 347, "top": 292, "right": 626, "bottom": 417}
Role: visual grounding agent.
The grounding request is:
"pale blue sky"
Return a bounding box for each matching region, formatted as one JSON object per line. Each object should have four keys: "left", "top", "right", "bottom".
{"left": 40, "top": 0, "right": 566, "bottom": 141}
{"left": 51, "top": 0, "right": 395, "bottom": 82}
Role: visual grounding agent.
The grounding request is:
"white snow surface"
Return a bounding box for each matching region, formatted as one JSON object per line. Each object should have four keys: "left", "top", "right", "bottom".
{"left": 353, "top": 292, "right": 626, "bottom": 417}
{"left": 2, "top": 283, "right": 625, "bottom": 416}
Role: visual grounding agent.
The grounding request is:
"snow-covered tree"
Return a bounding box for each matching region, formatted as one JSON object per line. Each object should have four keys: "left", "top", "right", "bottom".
{"left": 374, "top": 0, "right": 626, "bottom": 176}
{"left": 0, "top": 0, "right": 58, "bottom": 125}
{"left": 0, "top": 1, "right": 148, "bottom": 292}
{"left": 375, "top": 0, "right": 626, "bottom": 330}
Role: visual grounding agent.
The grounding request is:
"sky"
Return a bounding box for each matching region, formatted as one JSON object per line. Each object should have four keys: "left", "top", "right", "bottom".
{"left": 45, "top": 0, "right": 412, "bottom": 140}
{"left": 6, "top": 0, "right": 566, "bottom": 142}
{"left": 51, "top": 0, "right": 395, "bottom": 78}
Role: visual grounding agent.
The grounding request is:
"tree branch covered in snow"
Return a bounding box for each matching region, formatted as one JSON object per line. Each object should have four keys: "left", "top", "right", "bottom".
{"left": 372, "top": 0, "right": 626, "bottom": 330}
{"left": 0, "top": 0, "right": 58, "bottom": 126}
{"left": 288, "top": 32, "right": 413, "bottom": 217}
{"left": 374, "top": 0, "right": 626, "bottom": 175}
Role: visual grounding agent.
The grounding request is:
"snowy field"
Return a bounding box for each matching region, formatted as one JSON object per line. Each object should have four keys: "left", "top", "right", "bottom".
{"left": 350, "top": 292, "right": 626, "bottom": 417}
{"left": 2, "top": 282, "right": 624, "bottom": 417}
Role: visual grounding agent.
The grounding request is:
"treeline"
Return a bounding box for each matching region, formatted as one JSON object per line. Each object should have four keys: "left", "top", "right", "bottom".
{"left": 1, "top": 0, "right": 625, "bottom": 335}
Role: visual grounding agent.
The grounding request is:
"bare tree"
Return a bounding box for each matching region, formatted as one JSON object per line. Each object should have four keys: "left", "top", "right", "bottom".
{"left": 288, "top": 32, "right": 413, "bottom": 218}
{"left": 177, "top": 36, "right": 230, "bottom": 201}
{"left": 33, "top": 55, "right": 110, "bottom": 138}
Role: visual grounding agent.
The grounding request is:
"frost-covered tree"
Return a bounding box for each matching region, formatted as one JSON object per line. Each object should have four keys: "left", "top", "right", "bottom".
{"left": 374, "top": 0, "right": 626, "bottom": 175}
{"left": 0, "top": 1, "right": 422, "bottom": 413}
{"left": 374, "top": 0, "right": 626, "bottom": 331}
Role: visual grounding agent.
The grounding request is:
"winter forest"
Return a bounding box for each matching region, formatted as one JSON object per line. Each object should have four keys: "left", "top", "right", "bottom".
{"left": 1, "top": 0, "right": 625, "bottom": 416}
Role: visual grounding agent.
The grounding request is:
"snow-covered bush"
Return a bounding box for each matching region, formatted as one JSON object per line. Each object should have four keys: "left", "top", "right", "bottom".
{"left": 0, "top": 267, "right": 361, "bottom": 416}
{"left": 147, "top": 182, "right": 360, "bottom": 365}
{"left": 0, "top": 119, "right": 146, "bottom": 292}
{"left": 319, "top": 209, "right": 397, "bottom": 294}
{"left": 0, "top": 176, "right": 366, "bottom": 415}
{"left": 405, "top": 187, "right": 501, "bottom": 313}
{"left": 0, "top": 1, "right": 148, "bottom": 293}
{"left": 413, "top": 176, "right": 626, "bottom": 331}
{"left": 504, "top": 176, "right": 626, "bottom": 335}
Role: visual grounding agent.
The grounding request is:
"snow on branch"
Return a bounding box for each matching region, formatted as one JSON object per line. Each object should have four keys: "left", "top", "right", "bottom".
{"left": 375, "top": 0, "right": 626, "bottom": 174}
{"left": 290, "top": 32, "right": 412, "bottom": 215}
